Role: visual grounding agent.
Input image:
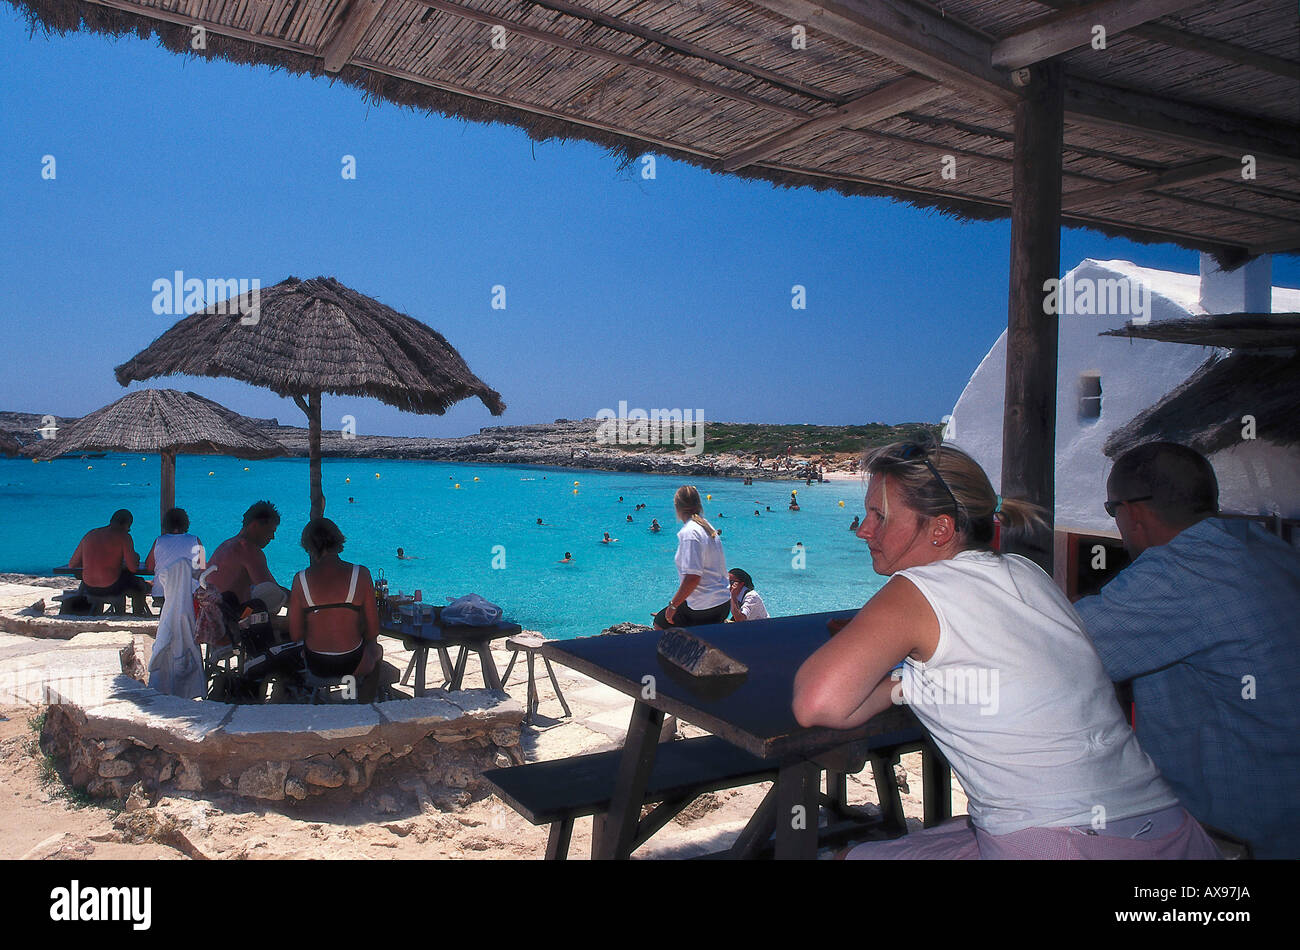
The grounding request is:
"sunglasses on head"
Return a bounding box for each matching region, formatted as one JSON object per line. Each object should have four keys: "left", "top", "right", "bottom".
{"left": 894, "top": 442, "right": 961, "bottom": 520}
{"left": 1104, "top": 495, "right": 1153, "bottom": 518}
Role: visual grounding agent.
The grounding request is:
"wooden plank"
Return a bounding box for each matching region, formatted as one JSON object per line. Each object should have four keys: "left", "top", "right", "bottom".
{"left": 723, "top": 73, "right": 946, "bottom": 171}
{"left": 1130, "top": 22, "right": 1300, "bottom": 81}
{"left": 773, "top": 760, "right": 821, "bottom": 859}
{"left": 991, "top": 0, "right": 1206, "bottom": 69}
{"left": 1001, "top": 60, "right": 1065, "bottom": 574}
{"left": 745, "top": 0, "right": 1021, "bottom": 108}
{"left": 1066, "top": 77, "right": 1300, "bottom": 169}
{"left": 1063, "top": 156, "right": 1239, "bottom": 208}
{"left": 322, "top": 0, "right": 387, "bottom": 73}
{"left": 159, "top": 448, "right": 175, "bottom": 534}
{"left": 920, "top": 740, "right": 953, "bottom": 828}
{"left": 593, "top": 701, "right": 663, "bottom": 860}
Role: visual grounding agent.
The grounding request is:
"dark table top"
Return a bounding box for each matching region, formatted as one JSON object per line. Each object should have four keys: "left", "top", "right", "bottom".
{"left": 379, "top": 618, "right": 522, "bottom": 645}
{"left": 544, "top": 610, "right": 927, "bottom": 761}
{"left": 53, "top": 566, "right": 154, "bottom": 577}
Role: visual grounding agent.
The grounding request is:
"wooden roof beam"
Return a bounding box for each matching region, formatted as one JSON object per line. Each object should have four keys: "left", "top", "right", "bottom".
{"left": 1063, "top": 155, "right": 1240, "bottom": 208}
{"left": 745, "top": 0, "right": 1022, "bottom": 108}
{"left": 991, "top": 0, "right": 1207, "bottom": 69}
{"left": 1066, "top": 77, "right": 1300, "bottom": 169}
{"left": 722, "top": 74, "right": 945, "bottom": 171}
{"left": 321, "top": 0, "right": 387, "bottom": 73}
{"left": 1128, "top": 23, "right": 1300, "bottom": 81}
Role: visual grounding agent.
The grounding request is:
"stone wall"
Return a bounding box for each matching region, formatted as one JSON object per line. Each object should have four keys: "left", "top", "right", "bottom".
{"left": 40, "top": 675, "right": 524, "bottom": 809}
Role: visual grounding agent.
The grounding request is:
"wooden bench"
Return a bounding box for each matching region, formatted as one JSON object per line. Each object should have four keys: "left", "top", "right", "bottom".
{"left": 483, "top": 735, "right": 780, "bottom": 859}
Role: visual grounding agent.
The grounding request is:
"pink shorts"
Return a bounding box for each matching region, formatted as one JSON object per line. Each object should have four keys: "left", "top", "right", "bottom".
{"left": 844, "top": 811, "right": 1222, "bottom": 860}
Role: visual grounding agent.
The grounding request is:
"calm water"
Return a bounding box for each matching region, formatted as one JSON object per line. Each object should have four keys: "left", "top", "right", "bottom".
{"left": 0, "top": 455, "right": 883, "bottom": 640}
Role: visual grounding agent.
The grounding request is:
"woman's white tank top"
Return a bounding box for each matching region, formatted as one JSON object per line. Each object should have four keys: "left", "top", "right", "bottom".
{"left": 894, "top": 550, "right": 1177, "bottom": 835}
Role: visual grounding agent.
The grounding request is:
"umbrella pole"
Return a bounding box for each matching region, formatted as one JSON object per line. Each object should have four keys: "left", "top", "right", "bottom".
{"left": 309, "top": 391, "right": 324, "bottom": 519}
{"left": 160, "top": 448, "right": 176, "bottom": 533}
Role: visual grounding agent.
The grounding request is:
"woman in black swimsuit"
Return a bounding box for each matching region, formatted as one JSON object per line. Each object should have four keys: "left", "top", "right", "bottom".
{"left": 288, "top": 518, "right": 384, "bottom": 700}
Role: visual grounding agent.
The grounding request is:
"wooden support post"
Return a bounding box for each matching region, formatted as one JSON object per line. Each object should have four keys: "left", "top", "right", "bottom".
{"left": 159, "top": 448, "right": 176, "bottom": 534}
{"left": 308, "top": 390, "right": 324, "bottom": 520}
{"left": 593, "top": 701, "right": 664, "bottom": 859}
{"left": 1002, "top": 60, "right": 1064, "bottom": 573}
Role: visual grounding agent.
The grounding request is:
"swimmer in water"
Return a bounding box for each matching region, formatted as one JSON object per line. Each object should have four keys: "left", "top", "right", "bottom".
{"left": 396, "top": 547, "right": 421, "bottom": 560}
{"left": 601, "top": 532, "right": 619, "bottom": 544}
{"left": 559, "top": 552, "right": 573, "bottom": 563}
{"left": 536, "top": 518, "right": 547, "bottom": 526}
{"left": 650, "top": 519, "right": 661, "bottom": 533}
{"left": 626, "top": 515, "right": 633, "bottom": 523}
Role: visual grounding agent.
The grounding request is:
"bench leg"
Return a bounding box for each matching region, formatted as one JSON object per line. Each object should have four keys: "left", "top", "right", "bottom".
{"left": 478, "top": 643, "right": 504, "bottom": 691}
{"left": 774, "top": 761, "right": 822, "bottom": 860}
{"left": 729, "top": 783, "right": 779, "bottom": 859}
{"left": 545, "top": 818, "right": 573, "bottom": 860}
{"left": 525, "top": 651, "right": 538, "bottom": 723}
{"left": 437, "top": 647, "right": 455, "bottom": 684}
{"left": 502, "top": 650, "right": 520, "bottom": 686}
{"left": 413, "top": 647, "right": 427, "bottom": 697}
{"left": 401, "top": 652, "right": 417, "bottom": 686}
{"left": 448, "top": 647, "right": 469, "bottom": 691}
{"left": 543, "top": 657, "right": 572, "bottom": 718}
{"left": 869, "top": 754, "right": 906, "bottom": 833}
{"left": 921, "top": 739, "right": 953, "bottom": 828}
{"left": 592, "top": 700, "right": 664, "bottom": 860}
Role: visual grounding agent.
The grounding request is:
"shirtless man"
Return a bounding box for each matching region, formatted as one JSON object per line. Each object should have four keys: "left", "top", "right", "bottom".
{"left": 205, "top": 501, "right": 287, "bottom": 615}
{"left": 67, "top": 509, "right": 150, "bottom": 613}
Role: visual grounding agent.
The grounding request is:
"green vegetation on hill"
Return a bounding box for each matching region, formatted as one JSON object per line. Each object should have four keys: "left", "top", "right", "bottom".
{"left": 628, "top": 422, "right": 944, "bottom": 457}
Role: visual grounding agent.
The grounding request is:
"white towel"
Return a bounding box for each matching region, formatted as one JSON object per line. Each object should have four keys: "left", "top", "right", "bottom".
{"left": 148, "top": 559, "right": 206, "bottom": 699}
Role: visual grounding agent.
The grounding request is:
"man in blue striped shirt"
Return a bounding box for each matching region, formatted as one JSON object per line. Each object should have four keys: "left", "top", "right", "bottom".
{"left": 1075, "top": 442, "right": 1300, "bottom": 859}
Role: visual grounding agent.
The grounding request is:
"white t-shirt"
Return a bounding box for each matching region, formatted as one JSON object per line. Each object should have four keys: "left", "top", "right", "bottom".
{"left": 674, "top": 520, "right": 730, "bottom": 610}
{"left": 894, "top": 549, "right": 1177, "bottom": 836}
{"left": 735, "top": 589, "right": 769, "bottom": 620}
{"left": 149, "top": 533, "right": 203, "bottom": 596}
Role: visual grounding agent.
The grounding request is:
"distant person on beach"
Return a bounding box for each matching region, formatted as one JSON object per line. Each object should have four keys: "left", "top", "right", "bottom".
{"left": 288, "top": 518, "right": 385, "bottom": 702}
{"left": 1074, "top": 442, "right": 1300, "bottom": 859}
{"left": 67, "top": 508, "right": 151, "bottom": 614}
{"left": 794, "top": 440, "right": 1218, "bottom": 860}
{"left": 653, "top": 486, "right": 729, "bottom": 630}
{"left": 728, "top": 569, "right": 769, "bottom": 622}
{"left": 559, "top": 552, "right": 573, "bottom": 563}
{"left": 205, "top": 501, "right": 287, "bottom": 616}
{"left": 649, "top": 519, "right": 661, "bottom": 533}
{"left": 143, "top": 507, "right": 203, "bottom": 605}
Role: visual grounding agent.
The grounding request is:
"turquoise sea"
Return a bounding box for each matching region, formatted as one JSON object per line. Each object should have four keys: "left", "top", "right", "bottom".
{"left": 0, "top": 455, "right": 884, "bottom": 640}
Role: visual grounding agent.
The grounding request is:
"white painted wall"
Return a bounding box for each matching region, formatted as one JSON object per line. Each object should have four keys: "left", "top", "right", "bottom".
{"left": 944, "top": 258, "right": 1300, "bottom": 537}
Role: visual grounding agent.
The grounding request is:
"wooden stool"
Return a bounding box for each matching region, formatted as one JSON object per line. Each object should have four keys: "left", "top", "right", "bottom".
{"left": 502, "top": 634, "right": 571, "bottom": 724}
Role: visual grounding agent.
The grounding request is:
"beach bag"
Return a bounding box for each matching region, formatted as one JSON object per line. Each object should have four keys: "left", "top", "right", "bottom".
{"left": 441, "top": 593, "right": 503, "bottom": 626}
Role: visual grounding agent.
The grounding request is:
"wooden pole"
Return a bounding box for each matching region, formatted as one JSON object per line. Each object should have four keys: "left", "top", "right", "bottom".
{"left": 309, "top": 391, "right": 324, "bottom": 520}
{"left": 1002, "top": 60, "right": 1064, "bottom": 574}
{"left": 160, "top": 448, "right": 176, "bottom": 534}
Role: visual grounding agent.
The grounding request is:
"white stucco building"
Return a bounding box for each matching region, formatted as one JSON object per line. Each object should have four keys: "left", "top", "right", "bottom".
{"left": 944, "top": 254, "right": 1300, "bottom": 543}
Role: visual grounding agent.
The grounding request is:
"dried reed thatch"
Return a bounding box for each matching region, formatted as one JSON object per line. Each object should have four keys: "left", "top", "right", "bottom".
{"left": 7, "top": 0, "right": 1299, "bottom": 257}
{"left": 1101, "top": 313, "right": 1300, "bottom": 350}
{"left": 115, "top": 276, "right": 505, "bottom": 517}
{"left": 28, "top": 388, "right": 286, "bottom": 530}
{"left": 1105, "top": 351, "right": 1300, "bottom": 458}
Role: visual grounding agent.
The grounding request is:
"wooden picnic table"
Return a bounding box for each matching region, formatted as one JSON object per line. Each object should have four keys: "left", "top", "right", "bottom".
{"left": 543, "top": 609, "right": 952, "bottom": 860}
{"left": 380, "top": 606, "right": 521, "bottom": 695}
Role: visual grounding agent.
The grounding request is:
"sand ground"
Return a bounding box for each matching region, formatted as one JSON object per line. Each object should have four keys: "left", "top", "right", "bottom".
{"left": 0, "top": 578, "right": 965, "bottom": 860}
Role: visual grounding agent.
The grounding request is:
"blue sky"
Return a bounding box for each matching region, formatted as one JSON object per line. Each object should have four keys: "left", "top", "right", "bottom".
{"left": 2, "top": 8, "right": 1297, "bottom": 438}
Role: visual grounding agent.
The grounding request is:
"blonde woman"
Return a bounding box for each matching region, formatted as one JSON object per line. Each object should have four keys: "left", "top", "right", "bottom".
{"left": 793, "top": 439, "right": 1219, "bottom": 859}
{"left": 653, "top": 486, "right": 731, "bottom": 629}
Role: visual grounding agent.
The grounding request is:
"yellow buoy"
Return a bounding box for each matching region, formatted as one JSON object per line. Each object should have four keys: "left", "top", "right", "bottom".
{"left": 244, "top": 466, "right": 250, "bottom": 471}
{"left": 141, "top": 457, "right": 146, "bottom": 461}
{"left": 572, "top": 489, "right": 579, "bottom": 495}
{"left": 454, "top": 483, "right": 461, "bottom": 489}
{"left": 375, "top": 473, "right": 381, "bottom": 479}
{"left": 792, "top": 490, "right": 798, "bottom": 495}
{"left": 473, "top": 476, "right": 480, "bottom": 482}
{"left": 208, "top": 471, "right": 215, "bottom": 476}
{"left": 31, "top": 458, "right": 38, "bottom": 464}
{"left": 838, "top": 500, "right": 845, "bottom": 507}
{"left": 120, "top": 462, "right": 127, "bottom": 467}
{"left": 706, "top": 494, "right": 712, "bottom": 500}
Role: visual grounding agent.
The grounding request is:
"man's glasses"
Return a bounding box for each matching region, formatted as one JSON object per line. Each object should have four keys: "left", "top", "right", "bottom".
{"left": 1104, "top": 495, "right": 1153, "bottom": 518}
{"left": 896, "top": 442, "right": 961, "bottom": 520}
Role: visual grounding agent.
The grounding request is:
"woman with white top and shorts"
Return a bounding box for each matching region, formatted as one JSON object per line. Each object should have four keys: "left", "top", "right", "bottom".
{"left": 653, "top": 486, "right": 731, "bottom": 630}
{"left": 793, "top": 439, "right": 1220, "bottom": 859}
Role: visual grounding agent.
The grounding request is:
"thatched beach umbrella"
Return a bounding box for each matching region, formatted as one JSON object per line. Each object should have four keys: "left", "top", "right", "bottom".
{"left": 29, "top": 388, "right": 286, "bottom": 530}
{"left": 115, "top": 276, "right": 506, "bottom": 518}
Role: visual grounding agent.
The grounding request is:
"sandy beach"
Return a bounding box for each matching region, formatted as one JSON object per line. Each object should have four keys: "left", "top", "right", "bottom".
{"left": 0, "top": 576, "right": 964, "bottom": 860}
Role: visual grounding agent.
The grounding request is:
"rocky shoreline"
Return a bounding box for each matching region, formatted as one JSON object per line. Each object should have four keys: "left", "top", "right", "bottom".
{"left": 2, "top": 412, "right": 901, "bottom": 480}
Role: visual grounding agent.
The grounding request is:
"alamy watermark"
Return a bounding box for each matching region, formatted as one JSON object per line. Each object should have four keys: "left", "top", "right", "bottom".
{"left": 1042, "top": 274, "right": 1150, "bottom": 324}
{"left": 595, "top": 401, "right": 704, "bottom": 456}
{"left": 152, "top": 270, "right": 261, "bottom": 325}
{"left": 891, "top": 665, "right": 1000, "bottom": 716}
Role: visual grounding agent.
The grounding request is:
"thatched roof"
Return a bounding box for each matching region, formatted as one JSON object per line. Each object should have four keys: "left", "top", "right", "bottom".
{"left": 114, "top": 276, "right": 506, "bottom": 416}
{"left": 1105, "top": 350, "right": 1300, "bottom": 457}
{"left": 0, "top": 431, "right": 23, "bottom": 457}
{"left": 1101, "top": 312, "right": 1300, "bottom": 349}
{"left": 7, "top": 0, "right": 1299, "bottom": 257}
{"left": 27, "top": 388, "right": 288, "bottom": 460}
